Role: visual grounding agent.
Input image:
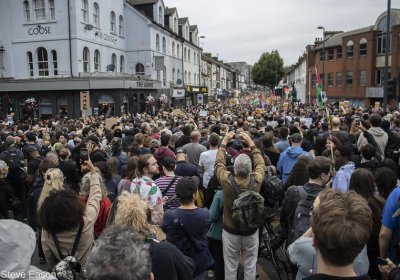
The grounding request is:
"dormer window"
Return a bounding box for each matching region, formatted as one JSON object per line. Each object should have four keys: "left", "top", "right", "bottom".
{"left": 158, "top": 6, "right": 162, "bottom": 24}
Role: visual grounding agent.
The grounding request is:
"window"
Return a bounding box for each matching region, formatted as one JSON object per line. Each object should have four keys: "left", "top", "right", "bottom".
{"left": 193, "top": 52, "right": 196, "bottom": 65}
{"left": 34, "top": 0, "right": 46, "bottom": 21}
{"left": 194, "top": 73, "right": 197, "bottom": 84}
{"left": 163, "top": 66, "right": 166, "bottom": 86}
{"left": 184, "top": 47, "right": 187, "bottom": 61}
{"left": 156, "top": 71, "right": 160, "bottom": 81}
{"left": 336, "top": 72, "right": 342, "bottom": 87}
{"left": 328, "top": 49, "right": 334, "bottom": 61}
{"left": 158, "top": 6, "right": 162, "bottom": 24}
{"left": 93, "top": 3, "right": 100, "bottom": 27}
{"left": 177, "top": 44, "right": 180, "bottom": 57}
{"left": 162, "top": 37, "right": 166, "bottom": 54}
{"left": 136, "top": 63, "right": 145, "bottom": 75}
{"left": 111, "top": 53, "right": 117, "bottom": 72}
{"left": 81, "top": 0, "right": 88, "bottom": 23}
{"left": 172, "top": 42, "right": 175, "bottom": 56}
{"left": 119, "top": 16, "right": 124, "bottom": 36}
{"left": 185, "top": 71, "right": 187, "bottom": 82}
{"left": 110, "top": 11, "right": 116, "bottom": 33}
{"left": 311, "top": 74, "right": 316, "bottom": 87}
{"left": 83, "top": 47, "right": 90, "bottom": 72}
{"left": 156, "top": 34, "right": 160, "bottom": 51}
{"left": 327, "top": 73, "right": 333, "bottom": 87}
{"left": 177, "top": 69, "right": 180, "bottom": 80}
{"left": 49, "top": 0, "right": 55, "bottom": 20}
{"left": 120, "top": 56, "right": 125, "bottom": 73}
{"left": 24, "top": 1, "right": 31, "bottom": 22}
{"left": 346, "top": 71, "right": 353, "bottom": 86}
{"left": 320, "top": 49, "right": 325, "bottom": 62}
{"left": 359, "top": 38, "right": 367, "bottom": 56}
{"left": 37, "top": 47, "right": 49, "bottom": 76}
{"left": 186, "top": 26, "right": 189, "bottom": 39}
{"left": 172, "top": 68, "right": 175, "bottom": 83}
{"left": 51, "top": 50, "right": 58, "bottom": 75}
{"left": 346, "top": 40, "right": 354, "bottom": 58}
{"left": 27, "top": 51, "right": 34, "bottom": 77}
{"left": 359, "top": 70, "right": 366, "bottom": 86}
{"left": 377, "top": 16, "right": 394, "bottom": 54}
{"left": 188, "top": 50, "right": 191, "bottom": 62}
{"left": 94, "top": 49, "right": 100, "bottom": 72}
{"left": 375, "top": 68, "right": 390, "bottom": 85}
{"left": 174, "top": 17, "right": 177, "bottom": 32}
{"left": 337, "top": 47, "right": 342, "bottom": 60}
{"left": 188, "top": 72, "right": 191, "bottom": 84}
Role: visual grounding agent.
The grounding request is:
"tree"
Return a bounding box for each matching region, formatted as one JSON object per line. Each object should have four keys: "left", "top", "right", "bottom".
{"left": 252, "top": 50, "right": 285, "bottom": 90}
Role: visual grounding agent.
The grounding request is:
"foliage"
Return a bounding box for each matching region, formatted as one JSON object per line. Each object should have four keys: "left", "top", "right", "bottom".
{"left": 251, "top": 50, "right": 285, "bottom": 89}
{"left": 145, "top": 95, "right": 155, "bottom": 106}
{"left": 24, "top": 98, "right": 38, "bottom": 112}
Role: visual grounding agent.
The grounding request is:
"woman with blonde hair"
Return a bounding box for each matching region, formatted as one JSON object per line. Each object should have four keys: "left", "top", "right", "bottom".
{"left": 108, "top": 192, "right": 195, "bottom": 279}
{"left": 37, "top": 168, "right": 65, "bottom": 212}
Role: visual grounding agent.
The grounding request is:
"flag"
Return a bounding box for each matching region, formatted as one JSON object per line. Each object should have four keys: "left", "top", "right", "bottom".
{"left": 315, "top": 66, "right": 323, "bottom": 108}
{"left": 251, "top": 99, "right": 259, "bottom": 106}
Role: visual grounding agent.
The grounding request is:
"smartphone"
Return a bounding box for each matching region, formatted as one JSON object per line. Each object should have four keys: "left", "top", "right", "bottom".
{"left": 376, "top": 257, "right": 388, "bottom": 266}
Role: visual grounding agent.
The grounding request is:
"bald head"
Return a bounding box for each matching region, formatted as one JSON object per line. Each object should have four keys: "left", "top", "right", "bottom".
{"left": 332, "top": 117, "right": 340, "bottom": 128}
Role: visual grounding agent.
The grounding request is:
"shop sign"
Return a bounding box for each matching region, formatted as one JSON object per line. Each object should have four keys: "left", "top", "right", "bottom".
{"left": 96, "top": 32, "right": 117, "bottom": 44}
{"left": 136, "top": 81, "right": 155, "bottom": 89}
{"left": 28, "top": 26, "right": 51, "bottom": 35}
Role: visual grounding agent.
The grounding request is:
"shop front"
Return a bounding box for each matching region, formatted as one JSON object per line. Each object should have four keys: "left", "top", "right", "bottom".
{"left": 185, "top": 86, "right": 208, "bottom": 106}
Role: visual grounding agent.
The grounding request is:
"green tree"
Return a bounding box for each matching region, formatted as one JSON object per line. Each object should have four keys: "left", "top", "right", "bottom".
{"left": 252, "top": 50, "right": 285, "bottom": 90}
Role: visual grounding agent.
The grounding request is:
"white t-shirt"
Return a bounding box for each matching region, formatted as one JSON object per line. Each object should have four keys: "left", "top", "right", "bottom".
{"left": 198, "top": 149, "right": 218, "bottom": 188}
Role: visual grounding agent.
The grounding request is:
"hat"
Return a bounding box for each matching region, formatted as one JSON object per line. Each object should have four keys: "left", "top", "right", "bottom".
{"left": 393, "top": 197, "right": 400, "bottom": 218}
{"left": 161, "top": 157, "right": 176, "bottom": 170}
{"left": 175, "top": 176, "right": 200, "bottom": 200}
{"left": 176, "top": 148, "right": 185, "bottom": 154}
{"left": 289, "top": 133, "right": 303, "bottom": 143}
{"left": 25, "top": 145, "right": 38, "bottom": 154}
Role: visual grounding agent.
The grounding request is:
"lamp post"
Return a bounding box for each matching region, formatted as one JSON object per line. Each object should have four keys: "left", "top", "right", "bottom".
{"left": 198, "top": 36, "right": 205, "bottom": 86}
{"left": 317, "top": 26, "right": 325, "bottom": 92}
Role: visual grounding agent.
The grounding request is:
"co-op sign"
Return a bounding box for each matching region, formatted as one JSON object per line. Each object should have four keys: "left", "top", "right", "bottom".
{"left": 27, "top": 26, "right": 51, "bottom": 35}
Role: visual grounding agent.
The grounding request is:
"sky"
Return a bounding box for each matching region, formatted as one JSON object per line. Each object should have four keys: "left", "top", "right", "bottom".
{"left": 165, "top": 0, "right": 398, "bottom": 66}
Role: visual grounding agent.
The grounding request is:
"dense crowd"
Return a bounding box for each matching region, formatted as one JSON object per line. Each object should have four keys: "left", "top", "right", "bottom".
{"left": 1, "top": 94, "right": 400, "bottom": 280}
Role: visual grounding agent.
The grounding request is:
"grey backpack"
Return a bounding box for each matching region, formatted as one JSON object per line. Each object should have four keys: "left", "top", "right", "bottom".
{"left": 229, "top": 174, "right": 265, "bottom": 235}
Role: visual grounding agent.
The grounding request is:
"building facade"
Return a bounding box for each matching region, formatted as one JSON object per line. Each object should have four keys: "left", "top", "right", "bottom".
{"left": 0, "top": 0, "right": 204, "bottom": 119}
{"left": 307, "top": 9, "right": 400, "bottom": 107}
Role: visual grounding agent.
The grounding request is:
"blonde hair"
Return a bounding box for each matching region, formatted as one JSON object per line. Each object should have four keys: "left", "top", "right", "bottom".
{"left": 114, "top": 192, "right": 154, "bottom": 237}
{"left": 37, "top": 168, "right": 65, "bottom": 211}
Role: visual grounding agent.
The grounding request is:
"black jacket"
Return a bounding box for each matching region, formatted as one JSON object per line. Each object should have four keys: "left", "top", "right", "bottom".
{"left": 175, "top": 135, "right": 191, "bottom": 149}
{"left": 280, "top": 182, "right": 325, "bottom": 234}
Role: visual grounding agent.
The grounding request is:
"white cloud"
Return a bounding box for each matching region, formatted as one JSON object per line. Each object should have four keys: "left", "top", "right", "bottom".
{"left": 165, "top": 0, "right": 396, "bottom": 65}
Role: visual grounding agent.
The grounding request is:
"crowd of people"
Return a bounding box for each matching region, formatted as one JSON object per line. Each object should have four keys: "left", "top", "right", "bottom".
{"left": 1, "top": 93, "right": 400, "bottom": 280}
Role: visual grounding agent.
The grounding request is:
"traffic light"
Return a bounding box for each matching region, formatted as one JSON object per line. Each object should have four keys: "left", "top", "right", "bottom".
{"left": 387, "top": 79, "right": 396, "bottom": 96}
{"left": 7, "top": 103, "right": 14, "bottom": 114}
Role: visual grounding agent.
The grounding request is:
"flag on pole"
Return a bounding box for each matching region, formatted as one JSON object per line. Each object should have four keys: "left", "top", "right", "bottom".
{"left": 315, "top": 66, "right": 323, "bottom": 108}
{"left": 251, "top": 99, "right": 260, "bottom": 106}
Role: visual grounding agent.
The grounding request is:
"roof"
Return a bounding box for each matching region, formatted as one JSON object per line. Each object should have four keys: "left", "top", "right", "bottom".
{"left": 314, "top": 25, "right": 374, "bottom": 50}
{"left": 189, "top": 25, "right": 198, "bottom": 31}
{"left": 126, "top": 0, "right": 158, "bottom": 6}
{"left": 178, "top": 17, "right": 188, "bottom": 24}
{"left": 165, "top": 7, "right": 176, "bottom": 16}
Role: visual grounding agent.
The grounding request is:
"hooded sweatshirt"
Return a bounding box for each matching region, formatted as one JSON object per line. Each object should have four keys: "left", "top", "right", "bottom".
{"left": 277, "top": 146, "right": 313, "bottom": 185}
{"left": 357, "top": 127, "right": 388, "bottom": 161}
{"left": 0, "top": 220, "right": 56, "bottom": 280}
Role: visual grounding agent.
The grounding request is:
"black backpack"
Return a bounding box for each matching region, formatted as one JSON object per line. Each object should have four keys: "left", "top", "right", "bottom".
{"left": 260, "top": 168, "right": 284, "bottom": 207}
{"left": 3, "top": 148, "right": 24, "bottom": 179}
{"left": 288, "top": 186, "right": 315, "bottom": 245}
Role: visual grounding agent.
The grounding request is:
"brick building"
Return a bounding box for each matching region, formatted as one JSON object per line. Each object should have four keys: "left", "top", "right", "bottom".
{"left": 307, "top": 9, "right": 400, "bottom": 108}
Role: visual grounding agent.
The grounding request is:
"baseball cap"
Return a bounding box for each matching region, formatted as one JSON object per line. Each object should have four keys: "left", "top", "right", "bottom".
{"left": 175, "top": 176, "right": 200, "bottom": 201}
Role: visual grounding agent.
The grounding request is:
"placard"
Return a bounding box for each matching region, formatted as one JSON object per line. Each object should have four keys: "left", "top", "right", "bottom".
{"left": 105, "top": 117, "right": 118, "bottom": 129}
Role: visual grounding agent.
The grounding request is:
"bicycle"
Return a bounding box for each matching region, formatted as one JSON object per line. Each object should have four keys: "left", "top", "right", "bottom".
{"left": 258, "top": 214, "right": 292, "bottom": 280}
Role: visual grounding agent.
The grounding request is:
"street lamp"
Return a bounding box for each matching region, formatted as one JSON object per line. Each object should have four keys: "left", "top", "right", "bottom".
{"left": 317, "top": 26, "right": 325, "bottom": 92}
{"left": 198, "top": 36, "right": 205, "bottom": 86}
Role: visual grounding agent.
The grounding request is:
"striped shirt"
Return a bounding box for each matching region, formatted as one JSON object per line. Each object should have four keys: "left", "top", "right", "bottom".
{"left": 155, "top": 175, "right": 181, "bottom": 211}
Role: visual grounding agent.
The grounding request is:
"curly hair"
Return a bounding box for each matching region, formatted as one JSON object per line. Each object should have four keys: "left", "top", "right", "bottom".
{"left": 38, "top": 189, "right": 84, "bottom": 233}
{"left": 37, "top": 168, "right": 65, "bottom": 212}
{"left": 114, "top": 192, "right": 154, "bottom": 237}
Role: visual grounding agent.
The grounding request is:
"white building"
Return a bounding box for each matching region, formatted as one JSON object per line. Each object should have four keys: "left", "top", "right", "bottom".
{"left": 0, "top": 0, "right": 203, "bottom": 118}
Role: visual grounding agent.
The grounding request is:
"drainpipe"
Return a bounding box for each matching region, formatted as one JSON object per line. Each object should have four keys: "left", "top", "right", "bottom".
{"left": 68, "top": 0, "right": 73, "bottom": 77}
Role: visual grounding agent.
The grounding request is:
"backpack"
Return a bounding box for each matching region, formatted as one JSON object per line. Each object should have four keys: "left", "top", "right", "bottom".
{"left": 261, "top": 168, "right": 284, "bottom": 207}
{"left": 229, "top": 174, "right": 265, "bottom": 235}
{"left": 51, "top": 223, "right": 86, "bottom": 280}
{"left": 288, "top": 186, "right": 315, "bottom": 245}
{"left": 3, "top": 148, "right": 24, "bottom": 179}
